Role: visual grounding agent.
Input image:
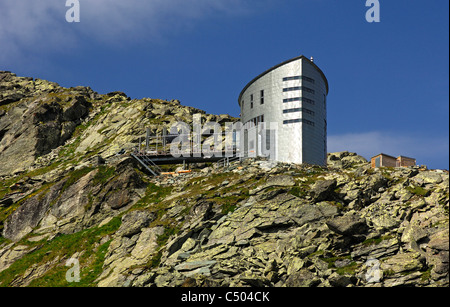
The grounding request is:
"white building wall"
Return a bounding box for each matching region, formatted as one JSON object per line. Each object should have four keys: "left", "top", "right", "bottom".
{"left": 239, "top": 56, "right": 328, "bottom": 165}
{"left": 301, "top": 59, "right": 328, "bottom": 165}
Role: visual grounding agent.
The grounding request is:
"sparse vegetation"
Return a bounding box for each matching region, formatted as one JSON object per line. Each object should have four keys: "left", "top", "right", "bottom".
{"left": 407, "top": 186, "right": 430, "bottom": 197}
{"left": 0, "top": 72, "right": 448, "bottom": 288}
{"left": 0, "top": 217, "right": 121, "bottom": 287}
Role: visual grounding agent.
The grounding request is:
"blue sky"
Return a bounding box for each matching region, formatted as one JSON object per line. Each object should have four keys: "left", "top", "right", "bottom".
{"left": 1, "top": 0, "right": 448, "bottom": 169}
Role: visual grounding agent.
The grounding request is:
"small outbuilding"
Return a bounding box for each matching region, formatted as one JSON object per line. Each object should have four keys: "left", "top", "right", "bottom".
{"left": 396, "top": 156, "right": 417, "bottom": 167}
{"left": 371, "top": 153, "right": 416, "bottom": 168}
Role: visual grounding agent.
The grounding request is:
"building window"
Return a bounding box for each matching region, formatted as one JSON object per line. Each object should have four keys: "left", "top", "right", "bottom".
{"left": 283, "top": 76, "right": 301, "bottom": 82}
{"left": 260, "top": 90, "right": 264, "bottom": 105}
{"left": 283, "top": 86, "right": 302, "bottom": 92}
{"left": 282, "top": 76, "right": 315, "bottom": 84}
{"left": 283, "top": 118, "right": 315, "bottom": 126}
{"left": 302, "top": 108, "right": 315, "bottom": 116}
{"left": 246, "top": 115, "right": 265, "bottom": 126}
{"left": 283, "top": 97, "right": 301, "bottom": 103}
{"left": 283, "top": 119, "right": 302, "bottom": 125}
{"left": 302, "top": 76, "right": 315, "bottom": 84}
{"left": 283, "top": 108, "right": 315, "bottom": 116}
{"left": 302, "top": 119, "right": 315, "bottom": 126}
{"left": 283, "top": 108, "right": 302, "bottom": 114}
{"left": 250, "top": 94, "right": 254, "bottom": 109}
{"left": 302, "top": 97, "right": 315, "bottom": 105}
{"left": 302, "top": 86, "right": 315, "bottom": 94}
{"left": 283, "top": 86, "right": 315, "bottom": 94}
{"left": 283, "top": 97, "right": 316, "bottom": 105}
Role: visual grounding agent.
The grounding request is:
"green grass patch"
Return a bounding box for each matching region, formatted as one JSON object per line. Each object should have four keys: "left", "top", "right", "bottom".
{"left": 134, "top": 183, "right": 173, "bottom": 209}
{"left": 289, "top": 186, "right": 308, "bottom": 198}
{"left": 210, "top": 192, "right": 248, "bottom": 215}
{"left": 156, "top": 227, "right": 179, "bottom": 247}
{"left": 0, "top": 216, "right": 121, "bottom": 287}
{"left": 92, "top": 166, "right": 115, "bottom": 186}
{"left": 61, "top": 167, "right": 94, "bottom": 194}
{"left": 0, "top": 236, "right": 8, "bottom": 246}
{"left": 420, "top": 266, "right": 433, "bottom": 282}
{"left": 362, "top": 234, "right": 394, "bottom": 246}
{"left": 335, "top": 261, "right": 359, "bottom": 275}
{"left": 221, "top": 202, "right": 237, "bottom": 215}
{"left": 320, "top": 255, "right": 359, "bottom": 276}
{"left": 407, "top": 186, "right": 430, "bottom": 197}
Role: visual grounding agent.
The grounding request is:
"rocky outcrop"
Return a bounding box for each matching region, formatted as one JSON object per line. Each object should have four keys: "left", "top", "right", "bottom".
{"left": 2, "top": 154, "right": 446, "bottom": 287}
{"left": 0, "top": 72, "right": 448, "bottom": 287}
{"left": 0, "top": 71, "right": 236, "bottom": 176}
{"left": 2, "top": 157, "right": 144, "bottom": 242}
{"left": 0, "top": 71, "right": 95, "bottom": 175}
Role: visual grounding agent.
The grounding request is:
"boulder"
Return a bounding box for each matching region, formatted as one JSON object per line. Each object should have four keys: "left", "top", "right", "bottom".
{"left": 285, "top": 269, "right": 321, "bottom": 287}
{"left": 381, "top": 252, "right": 424, "bottom": 274}
{"left": 2, "top": 180, "right": 64, "bottom": 241}
{"left": 116, "top": 211, "right": 156, "bottom": 238}
{"left": 310, "top": 179, "right": 337, "bottom": 201}
{"left": 328, "top": 272, "right": 354, "bottom": 287}
{"left": 328, "top": 151, "right": 368, "bottom": 169}
{"left": 326, "top": 213, "right": 368, "bottom": 237}
{"left": 412, "top": 171, "right": 443, "bottom": 185}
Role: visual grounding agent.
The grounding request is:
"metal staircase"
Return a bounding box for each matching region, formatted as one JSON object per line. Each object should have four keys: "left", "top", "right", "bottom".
{"left": 131, "top": 153, "right": 162, "bottom": 177}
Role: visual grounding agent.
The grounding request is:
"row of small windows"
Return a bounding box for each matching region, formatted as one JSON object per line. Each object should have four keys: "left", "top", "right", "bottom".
{"left": 282, "top": 108, "right": 315, "bottom": 116}
{"left": 282, "top": 76, "right": 315, "bottom": 84}
{"left": 245, "top": 90, "right": 265, "bottom": 109}
{"left": 246, "top": 114, "right": 265, "bottom": 126}
{"left": 283, "top": 118, "right": 315, "bottom": 126}
{"left": 283, "top": 97, "right": 315, "bottom": 105}
{"left": 243, "top": 95, "right": 316, "bottom": 109}
{"left": 283, "top": 86, "right": 315, "bottom": 94}
{"left": 241, "top": 74, "right": 316, "bottom": 110}
{"left": 245, "top": 115, "right": 315, "bottom": 127}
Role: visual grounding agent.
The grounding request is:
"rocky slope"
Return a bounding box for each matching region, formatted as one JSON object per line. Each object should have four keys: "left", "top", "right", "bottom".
{"left": 0, "top": 71, "right": 448, "bottom": 287}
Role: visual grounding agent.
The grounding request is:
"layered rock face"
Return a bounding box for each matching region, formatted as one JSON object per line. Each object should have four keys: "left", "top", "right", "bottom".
{"left": 0, "top": 72, "right": 448, "bottom": 287}
{"left": 0, "top": 71, "right": 95, "bottom": 175}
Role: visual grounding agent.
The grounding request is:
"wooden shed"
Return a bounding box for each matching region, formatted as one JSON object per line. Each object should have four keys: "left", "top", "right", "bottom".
{"left": 396, "top": 156, "right": 416, "bottom": 167}
{"left": 371, "top": 153, "right": 397, "bottom": 168}
{"left": 371, "top": 153, "right": 417, "bottom": 168}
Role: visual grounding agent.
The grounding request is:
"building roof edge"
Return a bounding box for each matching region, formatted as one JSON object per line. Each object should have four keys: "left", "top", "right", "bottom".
{"left": 371, "top": 153, "right": 397, "bottom": 160}
{"left": 237, "top": 55, "right": 329, "bottom": 106}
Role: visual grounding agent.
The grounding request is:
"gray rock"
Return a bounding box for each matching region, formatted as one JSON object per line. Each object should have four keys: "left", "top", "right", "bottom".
{"left": 326, "top": 213, "right": 368, "bottom": 237}
{"left": 0, "top": 84, "right": 92, "bottom": 176}
{"left": 328, "top": 151, "right": 368, "bottom": 169}
{"left": 116, "top": 210, "right": 156, "bottom": 238}
{"left": 328, "top": 272, "right": 354, "bottom": 287}
{"left": 381, "top": 252, "right": 424, "bottom": 274}
{"left": 285, "top": 269, "right": 321, "bottom": 287}
{"left": 412, "top": 171, "right": 443, "bottom": 185}
{"left": 265, "top": 175, "right": 296, "bottom": 187}
{"left": 0, "top": 72, "right": 448, "bottom": 288}
{"left": 310, "top": 179, "right": 337, "bottom": 201}
{"left": 175, "top": 260, "right": 217, "bottom": 272}
{"left": 2, "top": 180, "right": 63, "bottom": 241}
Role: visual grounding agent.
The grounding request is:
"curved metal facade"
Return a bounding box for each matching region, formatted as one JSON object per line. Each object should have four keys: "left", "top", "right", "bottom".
{"left": 238, "top": 55, "right": 329, "bottom": 165}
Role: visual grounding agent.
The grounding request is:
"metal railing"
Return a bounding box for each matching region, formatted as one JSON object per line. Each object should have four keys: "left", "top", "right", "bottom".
{"left": 131, "top": 153, "right": 160, "bottom": 176}
{"left": 217, "top": 156, "right": 241, "bottom": 168}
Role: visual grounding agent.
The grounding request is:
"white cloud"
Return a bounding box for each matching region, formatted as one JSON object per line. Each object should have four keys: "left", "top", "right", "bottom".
{"left": 0, "top": 0, "right": 260, "bottom": 63}
{"left": 328, "top": 131, "right": 449, "bottom": 169}
{"left": 0, "top": 1, "right": 66, "bottom": 54}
